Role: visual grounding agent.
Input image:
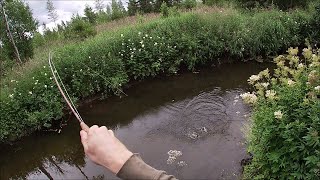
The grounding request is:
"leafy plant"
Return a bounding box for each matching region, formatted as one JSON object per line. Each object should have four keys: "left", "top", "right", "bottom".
{"left": 242, "top": 47, "right": 320, "bottom": 179}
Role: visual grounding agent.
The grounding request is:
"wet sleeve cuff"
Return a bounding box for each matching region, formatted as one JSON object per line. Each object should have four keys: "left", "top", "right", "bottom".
{"left": 116, "top": 154, "right": 169, "bottom": 180}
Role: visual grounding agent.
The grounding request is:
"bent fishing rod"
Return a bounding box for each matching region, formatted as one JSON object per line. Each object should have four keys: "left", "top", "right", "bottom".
{"left": 48, "top": 52, "right": 89, "bottom": 132}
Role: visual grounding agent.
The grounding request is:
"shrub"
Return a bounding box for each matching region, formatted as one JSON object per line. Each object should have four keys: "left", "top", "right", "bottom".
{"left": 0, "top": 8, "right": 315, "bottom": 142}
{"left": 64, "top": 16, "right": 97, "bottom": 40}
{"left": 161, "top": 2, "right": 169, "bottom": 17}
{"left": 242, "top": 47, "right": 320, "bottom": 179}
{"left": 182, "top": 0, "right": 197, "bottom": 9}
{"left": 237, "top": 0, "right": 312, "bottom": 10}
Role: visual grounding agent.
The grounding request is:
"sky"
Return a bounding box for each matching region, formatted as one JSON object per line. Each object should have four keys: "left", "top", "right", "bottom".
{"left": 25, "top": 0, "right": 121, "bottom": 32}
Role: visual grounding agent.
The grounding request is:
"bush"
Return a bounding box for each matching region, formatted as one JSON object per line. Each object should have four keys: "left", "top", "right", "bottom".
{"left": 242, "top": 47, "right": 320, "bottom": 179}
{"left": 161, "top": 2, "right": 169, "bottom": 17}
{"left": 64, "top": 16, "right": 97, "bottom": 40}
{"left": 238, "top": 0, "right": 312, "bottom": 10}
{"left": 182, "top": 0, "right": 197, "bottom": 9}
{"left": 0, "top": 8, "right": 315, "bottom": 142}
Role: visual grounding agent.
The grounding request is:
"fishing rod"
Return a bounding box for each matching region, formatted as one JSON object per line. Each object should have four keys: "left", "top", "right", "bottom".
{"left": 48, "top": 52, "right": 89, "bottom": 132}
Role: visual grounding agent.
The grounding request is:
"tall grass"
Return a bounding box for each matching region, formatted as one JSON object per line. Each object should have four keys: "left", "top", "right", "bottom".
{"left": 0, "top": 7, "right": 316, "bottom": 142}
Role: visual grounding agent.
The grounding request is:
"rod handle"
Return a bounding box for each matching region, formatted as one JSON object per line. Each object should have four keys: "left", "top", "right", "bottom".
{"left": 80, "top": 122, "right": 90, "bottom": 132}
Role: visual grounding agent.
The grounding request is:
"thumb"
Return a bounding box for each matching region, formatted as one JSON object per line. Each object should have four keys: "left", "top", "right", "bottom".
{"left": 80, "top": 130, "right": 88, "bottom": 152}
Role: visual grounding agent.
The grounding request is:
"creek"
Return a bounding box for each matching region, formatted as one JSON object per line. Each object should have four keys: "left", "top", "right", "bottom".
{"left": 0, "top": 61, "right": 272, "bottom": 179}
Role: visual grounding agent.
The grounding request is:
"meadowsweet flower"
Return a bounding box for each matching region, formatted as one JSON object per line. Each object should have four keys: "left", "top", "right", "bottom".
{"left": 261, "top": 82, "right": 269, "bottom": 88}
{"left": 43, "top": 66, "right": 46, "bottom": 68}
{"left": 145, "top": 34, "right": 148, "bottom": 37}
{"left": 287, "top": 79, "right": 295, "bottom": 86}
{"left": 44, "top": 85, "right": 47, "bottom": 88}
{"left": 29, "top": 91, "right": 32, "bottom": 95}
{"left": 120, "top": 34, "right": 123, "bottom": 37}
{"left": 265, "top": 90, "right": 276, "bottom": 100}
{"left": 140, "top": 40, "right": 143, "bottom": 44}
{"left": 44, "top": 73, "right": 47, "bottom": 76}
{"left": 274, "top": 110, "right": 283, "bottom": 119}
{"left": 80, "top": 69, "right": 83, "bottom": 72}
{"left": 138, "top": 32, "right": 141, "bottom": 35}
{"left": 315, "top": 86, "right": 320, "bottom": 91}
{"left": 142, "top": 44, "right": 145, "bottom": 48}
{"left": 9, "top": 94, "right": 14, "bottom": 98}
{"left": 302, "top": 47, "right": 312, "bottom": 59}
{"left": 240, "top": 92, "right": 258, "bottom": 105}
{"left": 150, "top": 36, "right": 152, "bottom": 39}
{"left": 248, "top": 75, "right": 260, "bottom": 85}
{"left": 122, "top": 43, "right": 125, "bottom": 45}
{"left": 50, "top": 77, "right": 53, "bottom": 80}
{"left": 11, "top": 80, "right": 15, "bottom": 83}
{"left": 287, "top": 47, "right": 298, "bottom": 56}
{"left": 298, "top": 63, "right": 304, "bottom": 69}
{"left": 154, "top": 42, "right": 158, "bottom": 46}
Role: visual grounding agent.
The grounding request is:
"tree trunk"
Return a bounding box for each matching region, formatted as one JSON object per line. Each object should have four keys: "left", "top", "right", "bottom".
{"left": 1, "top": 2, "right": 23, "bottom": 65}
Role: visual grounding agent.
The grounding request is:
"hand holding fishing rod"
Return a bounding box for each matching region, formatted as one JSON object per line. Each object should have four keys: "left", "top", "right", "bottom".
{"left": 49, "top": 53, "right": 176, "bottom": 179}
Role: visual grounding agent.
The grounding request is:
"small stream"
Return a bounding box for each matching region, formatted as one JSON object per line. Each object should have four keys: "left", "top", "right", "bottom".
{"left": 0, "top": 62, "right": 272, "bottom": 180}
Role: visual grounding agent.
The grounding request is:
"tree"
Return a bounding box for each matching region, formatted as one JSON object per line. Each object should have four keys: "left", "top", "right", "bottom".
{"left": 128, "top": 0, "right": 138, "bottom": 16}
{"left": 95, "top": 0, "right": 105, "bottom": 12}
{"left": 110, "top": 0, "right": 126, "bottom": 20}
{"left": 138, "top": 0, "right": 154, "bottom": 13}
{"left": 46, "top": 0, "right": 58, "bottom": 23}
{"left": 0, "top": 0, "right": 37, "bottom": 63}
{"left": 84, "top": 5, "right": 97, "bottom": 24}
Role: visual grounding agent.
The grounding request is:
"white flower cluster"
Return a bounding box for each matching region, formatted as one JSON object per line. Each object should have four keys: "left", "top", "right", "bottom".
{"left": 287, "top": 79, "right": 295, "bottom": 86}
{"left": 248, "top": 75, "right": 260, "bottom": 85}
{"left": 265, "top": 90, "right": 276, "bottom": 100}
{"left": 240, "top": 92, "right": 257, "bottom": 105}
{"left": 274, "top": 110, "right": 283, "bottom": 119}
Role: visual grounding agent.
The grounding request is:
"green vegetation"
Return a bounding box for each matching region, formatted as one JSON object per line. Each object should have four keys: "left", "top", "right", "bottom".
{"left": 1, "top": 0, "right": 320, "bottom": 178}
{"left": 1, "top": 5, "right": 318, "bottom": 143}
{"left": 0, "top": 0, "right": 37, "bottom": 66}
{"left": 241, "top": 47, "right": 320, "bottom": 179}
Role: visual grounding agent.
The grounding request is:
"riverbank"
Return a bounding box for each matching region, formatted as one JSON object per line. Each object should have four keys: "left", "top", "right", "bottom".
{"left": 0, "top": 5, "right": 318, "bottom": 143}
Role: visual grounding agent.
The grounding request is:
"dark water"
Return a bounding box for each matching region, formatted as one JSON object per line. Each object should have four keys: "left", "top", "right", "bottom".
{"left": 0, "top": 62, "right": 272, "bottom": 180}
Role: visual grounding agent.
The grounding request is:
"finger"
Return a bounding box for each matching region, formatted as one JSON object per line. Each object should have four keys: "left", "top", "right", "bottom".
{"left": 100, "top": 126, "right": 108, "bottom": 131}
{"left": 80, "top": 130, "right": 88, "bottom": 152}
{"left": 80, "top": 122, "right": 89, "bottom": 132}
{"left": 88, "top": 125, "right": 99, "bottom": 136}
{"left": 108, "top": 130, "right": 114, "bottom": 137}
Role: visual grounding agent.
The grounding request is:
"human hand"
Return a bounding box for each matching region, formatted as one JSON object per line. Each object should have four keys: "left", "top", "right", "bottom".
{"left": 80, "top": 122, "right": 133, "bottom": 174}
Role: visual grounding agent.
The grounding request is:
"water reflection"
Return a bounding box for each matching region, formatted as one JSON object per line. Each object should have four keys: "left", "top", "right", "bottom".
{"left": 0, "top": 62, "right": 273, "bottom": 179}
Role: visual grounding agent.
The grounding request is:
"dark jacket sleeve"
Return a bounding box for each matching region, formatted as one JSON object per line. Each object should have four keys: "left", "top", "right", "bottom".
{"left": 117, "top": 154, "right": 177, "bottom": 180}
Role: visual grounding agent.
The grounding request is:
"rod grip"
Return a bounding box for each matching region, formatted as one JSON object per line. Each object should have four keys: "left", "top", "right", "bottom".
{"left": 80, "top": 122, "right": 90, "bottom": 132}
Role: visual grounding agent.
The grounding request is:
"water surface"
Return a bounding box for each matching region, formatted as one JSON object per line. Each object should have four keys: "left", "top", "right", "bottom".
{"left": 0, "top": 62, "right": 272, "bottom": 179}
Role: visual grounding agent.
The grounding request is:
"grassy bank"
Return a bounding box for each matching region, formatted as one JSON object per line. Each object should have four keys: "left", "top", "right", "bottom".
{"left": 0, "top": 6, "right": 317, "bottom": 143}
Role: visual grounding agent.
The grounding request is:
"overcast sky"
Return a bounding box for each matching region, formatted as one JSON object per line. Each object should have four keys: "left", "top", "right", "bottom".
{"left": 25, "top": 0, "right": 126, "bottom": 31}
